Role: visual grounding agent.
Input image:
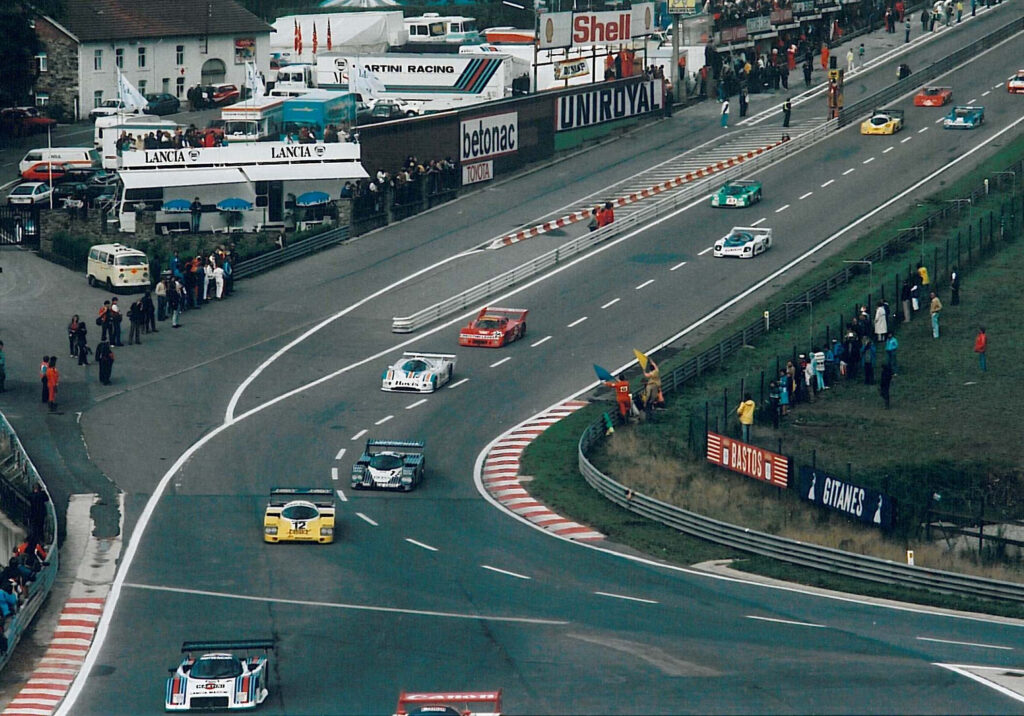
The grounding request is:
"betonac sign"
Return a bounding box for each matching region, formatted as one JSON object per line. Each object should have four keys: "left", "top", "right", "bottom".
{"left": 539, "top": 4, "right": 656, "bottom": 50}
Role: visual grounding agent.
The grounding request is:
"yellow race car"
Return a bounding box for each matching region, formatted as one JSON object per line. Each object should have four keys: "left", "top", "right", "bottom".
{"left": 263, "top": 488, "right": 335, "bottom": 544}
{"left": 860, "top": 108, "right": 905, "bottom": 135}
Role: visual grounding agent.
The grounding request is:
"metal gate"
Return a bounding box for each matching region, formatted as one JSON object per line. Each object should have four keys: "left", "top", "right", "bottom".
{"left": 0, "top": 205, "right": 40, "bottom": 245}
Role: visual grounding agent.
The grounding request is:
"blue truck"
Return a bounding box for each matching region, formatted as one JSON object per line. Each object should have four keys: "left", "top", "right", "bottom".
{"left": 281, "top": 91, "right": 356, "bottom": 140}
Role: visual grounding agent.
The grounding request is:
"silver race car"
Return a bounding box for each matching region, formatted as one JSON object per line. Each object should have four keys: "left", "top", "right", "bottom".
{"left": 165, "top": 639, "right": 273, "bottom": 711}
{"left": 381, "top": 352, "right": 457, "bottom": 393}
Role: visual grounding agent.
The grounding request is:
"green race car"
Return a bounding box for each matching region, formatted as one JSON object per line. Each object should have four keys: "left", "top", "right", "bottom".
{"left": 711, "top": 179, "right": 763, "bottom": 208}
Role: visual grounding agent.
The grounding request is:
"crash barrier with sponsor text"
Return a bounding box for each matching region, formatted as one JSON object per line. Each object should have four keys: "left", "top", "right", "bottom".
{"left": 838, "top": 14, "right": 1024, "bottom": 128}
{"left": 391, "top": 125, "right": 834, "bottom": 333}
{"left": 232, "top": 225, "right": 351, "bottom": 280}
{"left": 0, "top": 412, "right": 58, "bottom": 673}
{"left": 578, "top": 421, "right": 1024, "bottom": 603}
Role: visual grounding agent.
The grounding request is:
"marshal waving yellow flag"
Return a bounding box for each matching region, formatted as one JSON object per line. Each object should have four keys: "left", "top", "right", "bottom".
{"left": 633, "top": 348, "right": 649, "bottom": 370}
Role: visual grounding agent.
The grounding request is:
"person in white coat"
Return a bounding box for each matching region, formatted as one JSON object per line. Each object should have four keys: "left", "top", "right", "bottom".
{"left": 203, "top": 258, "right": 215, "bottom": 302}
{"left": 214, "top": 262, "right": 225, "bottom": 299}
{"left": 873, "top": 304, "right": 888, "bottom": 342}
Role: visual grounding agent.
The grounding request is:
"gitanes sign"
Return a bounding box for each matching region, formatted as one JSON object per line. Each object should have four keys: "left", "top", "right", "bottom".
{"left": 556, "top": 80, "right": 662, "bottom": 132}
{"left": 539, "top": 4, "right": 656, "bottom": 50}
{"left": 797, "top": 467, "right": 895, "bottom": 529}
{"left": 460, "top": 112, "right": 518, "bottom": 164}
{"left": 706, "top": 432, "right": 789, "bottom": 488}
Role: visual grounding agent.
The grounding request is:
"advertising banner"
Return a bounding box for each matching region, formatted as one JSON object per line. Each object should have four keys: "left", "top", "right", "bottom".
{"left": 539, "top": 4, "right": 656, "bottom": 50}
{"left": 234, "top": 38, "right": 256, "bottom": 65}
{"left": 792, "top": 0, "right": 816, "bottom": 13}
{"left": 555, "top": 79, "right": 662, "bottom": 132}
{"left": 462, "top": 160, "right": 493, "bottom": 185}
{"left": 460, "top": 111, "right": 518, "bottom": 163}
{"left": 554, "top": 57, "right": 590, "bottom": 80}
{"left": 706, "top": 432, "right": 789, "bottom": 488}
{"left": 746, "top": 16, "right": 772, "bottom": 33}
{"left": 771, "top": 8, "right": 794, "bottom": 23}
{"left": 797, "top": 467, "right": 895, "bottom": 529}
{"left": 668, "top": 0, "right": 701, "bottom": 15}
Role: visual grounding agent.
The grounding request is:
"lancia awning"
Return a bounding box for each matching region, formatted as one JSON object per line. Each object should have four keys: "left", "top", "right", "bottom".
{"left": 119, "top": 168, "right": 249, "bottom": 189}
{"left": 241, "top": 163, "right": 368, "bottom": 182}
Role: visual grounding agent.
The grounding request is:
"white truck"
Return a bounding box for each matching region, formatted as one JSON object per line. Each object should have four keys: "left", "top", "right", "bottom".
{"left": 315, "top": 52, "right": 529, "bottom": 113}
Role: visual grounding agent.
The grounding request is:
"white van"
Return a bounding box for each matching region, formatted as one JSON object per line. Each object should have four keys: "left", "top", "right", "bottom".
{"left": 18, "top": 147, "right": 100, "bottom": 176}
{"left": 86, "top": 243, "right": 150, "bottom": 292}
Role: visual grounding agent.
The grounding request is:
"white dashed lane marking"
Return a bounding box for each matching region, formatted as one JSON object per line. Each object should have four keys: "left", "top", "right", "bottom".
{"left": 918, "top": 127, "right": 929, "bottom": 134}
{"left": 917, "top": 636, "right": 1013, "bottom": 650}
{"left": 490, "top": 357, "right": 512, "bottom": 367}
{"left": 567, "top": 316, "right": 588, "bottom": 327}
{"left": 750, "top": 217, "right": 766, "bottom": 226}
{"left": 635, "top": 279, "right": 654, "bottom": 290}
{"left": 862, "top": 157, "right": 875, "bottom": 164}
{"left": 981, "top": 90, "right": 991, "bottom": 96}
{"left": 331, "top": 467, "right": 339, "bottom": 481}
{"left": 351, "top": 429, "right": 367, "bottom": 441}
{"left": 842, "top": 168, "right": 855, "bottom": 175}
{"left": 600, "top": 298, "right": 620, "bottom": 309}
{"left": 670, "top": 261, "right": 687, "bottom": 271}
{"left": 356, "top": 512, "right": 378, "bottom": 526}
{"left": 334, "top": 448, "right": 346, "bottom": 460}
{"left": 406, "top": 538, "right": 438, "bottom": 552}
{"left": 775, "top": 204, "right": 790, "bottom": 213}
{"left": 747, "top": 615, "right": 826, "bottom": 628}
{"left": 821, "top": 179, "right": 835, "bottom": 188}
{"left": 375, "top": 415, "right": 393, "bottom": 425}
{"left": 935, "top": 117, "right": 945, "bottom": 124}
{"left": 799, "top": 191, "right": 813, "bottom": 200}
{"left": 595, "top": 591, "right": 659, "bottom": 605}
{"left": 448, "top": 378, "right": 469, "bottom": 389}
{"left": 883, "top": 146, "right": 894, "bottom": 153}
{"left": 482, "top": 565, "right": 532, "bottom": 580}
{"left": 901, "top": 136, "right": 913, "bottom": 143}
{"left": 335, "top": 489, "right": 347, "bottom": 502}
{"left": 968, "top": 98, "right": 977, "bottom": 103}
{"left": 531, "top": 335, "right": 552, "bottom": 347}
{"left": 698, "top": 246, "right": 714, "bottom": 256}
{"left": 405, "top": 398, "right": 427, "bottom": 410}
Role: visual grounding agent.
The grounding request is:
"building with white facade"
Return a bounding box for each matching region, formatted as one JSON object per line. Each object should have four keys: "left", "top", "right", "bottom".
{"left": 33, "top": 0, "right": 272, "bottom": 121}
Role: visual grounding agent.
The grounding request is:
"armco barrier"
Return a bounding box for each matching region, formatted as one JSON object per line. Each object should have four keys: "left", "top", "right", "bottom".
{"left": 392, "top": 122, "right": 836, "bottom": 333}
{"left": 577, "top": 422, "right": 1024, "bottom": 603}
{"left": 232, "top": 225, "right": 350, "bottom": 280}
{"left": 0, "top": 412, "right": 59, "bottom": 672}
{"left": 839, "top": 15, "right": 1024, "bottom": 127}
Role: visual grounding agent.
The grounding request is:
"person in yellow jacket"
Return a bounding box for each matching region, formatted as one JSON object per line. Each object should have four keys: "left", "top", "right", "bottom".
{"left": 736, "top": 393, "right": 756, "bottom": 443}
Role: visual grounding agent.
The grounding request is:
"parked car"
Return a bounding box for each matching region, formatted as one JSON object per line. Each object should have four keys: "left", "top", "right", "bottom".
{"left": 358, "top": 99, "right": 419, "bottom": 125}
{"left": 53, "top": 181, "right": 90, "bottom": 205}
{"left": 7, "top": 182, "right": 54, "bottom": 206}
{"left": 21, "top": 161, "right": 70, "bottom": 183}
{"left": 144, "top": 93, "right": 181, "bottom": 116}
{"left": 89, "top": 99, "right": 141, "bottom": 120}
{"left": 0, "top": 107, "right": 57, "bottom": 137}
{"left": 210, "top": 84, "right": 243, "bottom": 107}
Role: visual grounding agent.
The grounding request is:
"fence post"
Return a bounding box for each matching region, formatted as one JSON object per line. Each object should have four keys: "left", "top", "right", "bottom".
{"left": 759, "top": 371, "right": 765, "bottom": 406}
{"left": 722, "top": 388, "right": 728, "bottom": 428}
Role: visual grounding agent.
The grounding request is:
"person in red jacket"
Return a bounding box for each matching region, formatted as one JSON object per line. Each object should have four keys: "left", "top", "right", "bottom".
{"left": 46, "top": 356, "right": 59, "bottom": 411}
{"left": 974, "top": 326, "right": 987, "bottom": 372}
{"left": 604, "top": 375, "right": 633, "bottom": 420}
{"left": 598, "top": 201, "right": 615, "bottom": 228}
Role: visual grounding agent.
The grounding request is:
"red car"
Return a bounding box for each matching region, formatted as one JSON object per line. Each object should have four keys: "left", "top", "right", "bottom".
{"left": 0, "top": 107, "right": 57, "bottom": 137}
{"left": 394, "top": 690, "right": 502, "bottom": 716}
{"left": 914, "top": 86, "right": 952, "bottom": 107}
{"left": 210, "top": 84, "right": 241, "bottom": 106}
{"left": 21, "top": 161, "right": 69, "bottom": 182}
{"left": 1008, "top": 70, "right": 1024, "bottom": 94}
{"left": 458, "top": 307, "right": 528, "bottom": 348}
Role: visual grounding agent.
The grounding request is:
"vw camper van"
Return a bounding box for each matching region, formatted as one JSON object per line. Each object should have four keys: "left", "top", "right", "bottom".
{"left": 86, "top": 243, "right": 150, "bottom": 292}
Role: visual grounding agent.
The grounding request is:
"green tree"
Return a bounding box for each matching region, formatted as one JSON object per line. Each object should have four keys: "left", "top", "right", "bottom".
{"left": 0, "top": 2, "right": 41, "bottom": 108}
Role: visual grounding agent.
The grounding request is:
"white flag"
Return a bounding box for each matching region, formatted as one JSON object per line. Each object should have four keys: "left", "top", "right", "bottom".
{"left": 353, "top": 62, "right": 386, "bottom": 100}
{"left": 246, "top": 61, "right": 266, "bottom": 98}
{"left": 117, "top": 68, "right": 148, "bottom": 112}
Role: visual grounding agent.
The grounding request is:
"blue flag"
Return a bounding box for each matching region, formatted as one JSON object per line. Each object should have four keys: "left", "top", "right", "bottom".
{"left": 593, "top": 364, "right": 614, "bottom": 382}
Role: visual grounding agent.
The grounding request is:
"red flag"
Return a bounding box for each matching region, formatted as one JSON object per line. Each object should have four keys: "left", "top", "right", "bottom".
{"left": 327, "top": 19, "right": 333, "bottom": 51}
{"left": 312, "top": 23, "right": 318, "bottom": 55}
{"left": 293, "top": 19, "right": 299, "bottom": 53}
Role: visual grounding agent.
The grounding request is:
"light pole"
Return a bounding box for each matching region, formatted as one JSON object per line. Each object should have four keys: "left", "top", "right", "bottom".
{"left": 993, "top": 170, "right": 1017, "bottom": 197}
{"left": 784, "top": 300, "right": 813, "bottom": 347}
{"left": 946, "top": 198, "right": 972, "bottom": 226}
{"left": 843, "top": 259, "right": 873, "bottom": 293}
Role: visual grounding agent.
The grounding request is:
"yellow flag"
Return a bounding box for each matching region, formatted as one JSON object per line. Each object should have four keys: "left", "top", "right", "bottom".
{"left": 633, "top": 348, "right": 648, "bottom": 370}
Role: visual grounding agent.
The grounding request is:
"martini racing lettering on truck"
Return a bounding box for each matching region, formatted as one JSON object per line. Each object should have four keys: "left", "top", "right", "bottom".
{"left": 705, "top": 431, "right": 789, "bottom": 488}
{"left": 460, "top": 112, "right": 518, "bottom": 163}
{"left": 556, "top": 80, "right": 662, "bottom": 131}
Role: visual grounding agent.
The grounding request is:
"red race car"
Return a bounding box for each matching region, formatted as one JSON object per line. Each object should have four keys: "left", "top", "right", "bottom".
{"left": 1008, "top": 70, "right": 1024, "bottom": 94}
{"left": 458, "top": 307, "right": 528, "bottom": 348}
{"left": 914, "top": 86, "right": 952, "bottom": 107}
{"left": 21, "top": 161, "right": 69, "bottom": 182}
{"left": 394, "top": 690, "right": 502, "bottom": 716}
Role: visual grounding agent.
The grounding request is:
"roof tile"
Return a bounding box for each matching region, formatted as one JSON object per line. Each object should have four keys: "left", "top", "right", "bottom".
{"left": 62, "top": 0, "right": 272, "bottom": 43}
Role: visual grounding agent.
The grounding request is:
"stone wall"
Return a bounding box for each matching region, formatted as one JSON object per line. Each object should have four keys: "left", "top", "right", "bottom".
{"left": 34, "top": 18, "right": 80, "bottom": 122}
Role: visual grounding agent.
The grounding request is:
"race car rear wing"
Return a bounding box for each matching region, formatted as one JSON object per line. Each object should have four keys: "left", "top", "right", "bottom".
{"left": 951, "top": 105, "right": 984, "bottom": 112}
{"left": 181, "top": 639, "right": 274, "bottom": 654}
{"left": 395, "top": 690, "right": 503, "bottom": 716}
{"left": 476, "top": 306, "right": 528, "bottom": 321}
{"left": 731, "top": 226, "right": 773, "bottom": 239}
{"left": 268, "top": 487, "right": 335, "bottom": 507}
{"left": 727, "top": 179, "right": 759, "bottom": 186}
{"left": 366, "top": 439, "right": 425, "bottom": 455}
{"left": 872, "top": 107, "right": 904, "bottom": 119}
{"left": 402, "top": 351, "right": 458, "bottom": 363}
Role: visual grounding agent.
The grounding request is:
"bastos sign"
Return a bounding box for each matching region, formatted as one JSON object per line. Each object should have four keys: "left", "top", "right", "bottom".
{"left": 539, "top": 3, "right": 656, "bottom": 50}
{"left": 797, "top": 467, "right": 895, "bottom": 529}
{"left": 556, "top": 79, "right": 662, "bottom": 132}
{"left": 706, "top": 431, "right": 789, "bottom": 488}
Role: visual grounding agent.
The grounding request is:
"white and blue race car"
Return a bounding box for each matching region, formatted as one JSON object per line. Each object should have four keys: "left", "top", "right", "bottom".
{"left": 713, "top": 226, "right": 773, "bottom": 258}
{"left": 381, "top": 352, "right": 456, "bottom": 393}
{"left": 165, "top": 639, "right": 273, "bottom": 711}
{"left": 943, "top": 105, "right": 984, "bottom": 129}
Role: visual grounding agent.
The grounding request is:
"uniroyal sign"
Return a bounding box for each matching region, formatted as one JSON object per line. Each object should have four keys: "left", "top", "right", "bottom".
{"left": 539, "top": 4, "right": 656, "bottom": 50}
{"left": 556, "top": 80, "right": 662, "bottom": 132}
{"left": 705, "top": 431, "right": 789, "bottom": 488}
{"left": 460, "top": 111, "right": 518, "bottom": 164}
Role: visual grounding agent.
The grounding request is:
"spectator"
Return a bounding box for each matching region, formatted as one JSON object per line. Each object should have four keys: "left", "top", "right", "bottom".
{"left": 879, "top": 363, "right": 893, "bottom": 409}
{"left": 929, "top": 291, "right": 942, "bottom": 338}
{"left": 873, "top": 304, "right": 888, "bottom": 342}
{"left": 642, "top": 358, "right": 662, "bottom": 417}
{"left": 736, "top": 393, "right": 755, "bottom": 442}
{"left": 885, "top": 333, "right": 899, "bottom": 373}
{"left": 768, "top": 380, "right": 780, "bottom": 428}
{"left": 39, "top": 355, "right": 49, "bottom": 404}
{"left": 96, "top": 340, "right": 115, "bottom": 384}
{"left": 974, "top": 326, "right": 987, "bottom": 371}
{"left": 950, "top": 266, "right": 961, "bottom": 305}
{"left": 45, "top": 357, "right": 58, "bottom": 412}
{"left": 861, "top": 336, "right": 876, "bottom": 385}
{"left": 127, "top": 301, "right": 142, "bottom": 345}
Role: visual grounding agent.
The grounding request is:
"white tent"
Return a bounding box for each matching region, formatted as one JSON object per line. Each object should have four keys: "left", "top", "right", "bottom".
{"left": 270, "top": 11, "right": 407, "bottom": 63}
{"left": 321, "top": 0, "right": 399, "bottom": 7}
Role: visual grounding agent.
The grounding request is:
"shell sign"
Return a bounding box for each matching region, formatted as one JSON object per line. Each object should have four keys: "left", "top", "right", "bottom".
{"left": 539, "top": 3, "right": 656, "bottom": 50}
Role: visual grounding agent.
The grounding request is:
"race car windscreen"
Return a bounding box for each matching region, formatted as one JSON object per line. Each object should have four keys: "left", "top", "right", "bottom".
{"left": 190, "top": 656, "right": 243, "bottom": 679}
{"left": 401, "top": 359, "right": 429, "bottom": 372}
{"left": 369, "top": 453, "right": 404, "bottom": 471}
{"left": 476, "top": 318, "right": 505, "bottom": 330}
{"left": 281, "top": 504, "right": 318, "bottom": 520}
